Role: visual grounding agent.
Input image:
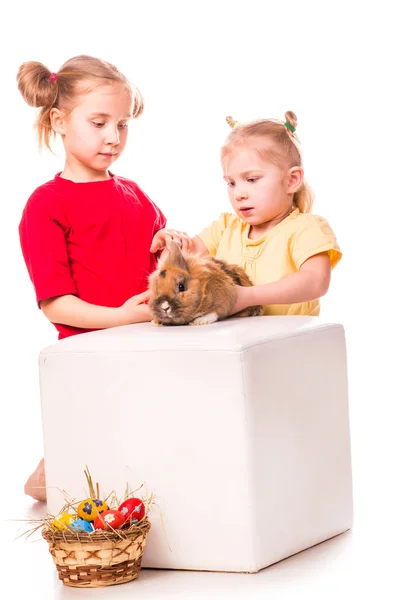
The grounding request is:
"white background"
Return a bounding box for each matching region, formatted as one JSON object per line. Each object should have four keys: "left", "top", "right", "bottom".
{"left": 1, "top": 1, "right": 399, "bottom": 598}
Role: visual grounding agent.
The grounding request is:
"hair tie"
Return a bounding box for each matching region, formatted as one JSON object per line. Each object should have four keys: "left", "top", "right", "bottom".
{"left": 50, "top": 72, "right": 57, "bottom": 83}
{"left": 284, "top": 121, "right": 295, "bottom": 133}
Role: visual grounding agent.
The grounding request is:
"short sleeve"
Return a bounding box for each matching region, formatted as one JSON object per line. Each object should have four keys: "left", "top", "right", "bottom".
{"left": 130, "top": 181, "right": 167, "bottom": 234}
{"left": 19, "top": 193, "right": 77, "bottom": 305}
{"left": 153, "top": 207, "right": 167, "bottom": 261}
{"left": 291, "top": 214, "right": 342, "bottom": 270}
{"left": 197, "top": 213, "right": 231, "bottom": 256}
{"left": 154, "top": 205, "right": 167, "bottom": 234}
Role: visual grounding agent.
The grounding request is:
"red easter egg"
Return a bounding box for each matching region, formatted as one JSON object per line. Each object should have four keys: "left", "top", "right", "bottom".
{"left": 118, "top": 498, "right": 145, "bottom": 524}
{"left": 93, "top": 509, "right": 125, "bottom": 531}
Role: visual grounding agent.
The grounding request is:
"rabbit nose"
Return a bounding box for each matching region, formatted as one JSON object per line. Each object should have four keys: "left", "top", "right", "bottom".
{"left": 161, "top": 301, "right": 171, "bottom": 314}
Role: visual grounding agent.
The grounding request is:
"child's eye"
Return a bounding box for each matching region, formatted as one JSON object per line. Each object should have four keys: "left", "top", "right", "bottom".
{"left": 227, "top": 181, "right": 235, "bottom": 187}
{"left": 247, "top": 178, "right": 258, "bottom": 183}
{"left": 118, "top": 123, "right": 129, "bottom": 129}
{"left": 92, "top": 121, "right": 105, "bottom": 128}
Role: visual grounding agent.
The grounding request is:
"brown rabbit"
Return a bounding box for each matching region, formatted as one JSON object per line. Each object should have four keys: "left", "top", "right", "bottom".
{"left": 148, "top": 241, "right": 263, "bottom": 326}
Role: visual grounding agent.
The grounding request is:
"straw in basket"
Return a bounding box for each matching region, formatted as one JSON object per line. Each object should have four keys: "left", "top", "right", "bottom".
{"left": 34, "top": 468, "right": 153, "bottom": 588}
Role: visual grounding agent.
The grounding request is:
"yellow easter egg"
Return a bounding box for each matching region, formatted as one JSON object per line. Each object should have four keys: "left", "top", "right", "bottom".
{"left": 52, "top": 513, "right": 75, "bottom": 531}
{"left": 77, "top": 498, "right": 109, "bottom": 522}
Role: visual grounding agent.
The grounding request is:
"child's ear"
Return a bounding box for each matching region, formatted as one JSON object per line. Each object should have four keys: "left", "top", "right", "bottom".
{"left": 287, "top": 167, "right": 304, "bottom": 193}
{"left": 50, "top": 108, "right": 67, "bottom": 136}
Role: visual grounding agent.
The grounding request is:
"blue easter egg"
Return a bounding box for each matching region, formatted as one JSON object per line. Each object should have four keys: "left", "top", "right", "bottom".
{"left": 70, "top": 518, "right": 93, "bottom": 533}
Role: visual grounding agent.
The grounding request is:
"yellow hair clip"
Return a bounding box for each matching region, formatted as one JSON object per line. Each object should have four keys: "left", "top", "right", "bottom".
{"left": 226, "top": 116, "right": 241, "bottom": 129}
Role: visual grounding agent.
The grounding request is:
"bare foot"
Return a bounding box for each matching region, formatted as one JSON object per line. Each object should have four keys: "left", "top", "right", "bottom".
{"left": 24, "top": 458, "right": 47, "bottom": 502}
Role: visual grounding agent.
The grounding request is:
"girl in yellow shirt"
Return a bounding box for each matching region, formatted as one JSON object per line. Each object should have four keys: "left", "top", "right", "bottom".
{"left": 152, "top": 111, "right": 341, "bottom": 316}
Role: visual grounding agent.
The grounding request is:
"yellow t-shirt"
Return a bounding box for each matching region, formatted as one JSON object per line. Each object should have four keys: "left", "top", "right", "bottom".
{"left": 197, "top": 208, "right": 342, "bottom": 316}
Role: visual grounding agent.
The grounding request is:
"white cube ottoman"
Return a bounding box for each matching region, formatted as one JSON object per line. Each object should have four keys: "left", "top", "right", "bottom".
{"left": 39, "top": 316, "right": 353, "bottom": 573}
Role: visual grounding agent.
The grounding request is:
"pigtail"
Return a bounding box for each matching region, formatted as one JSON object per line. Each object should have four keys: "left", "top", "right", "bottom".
{"left": 131, "top": 85, "right": 144, "bottom": 119}
{"left": 17, "top": 61, "right": 58, "bottom": 151}
{"left": 283, "top": 110, "right": 302, "bottom": 154}
{"left": 17, "top": 61, "right": 58, "bottom": 108}
{"left": 226, "top": 116, "right": 240, "bottom": 129}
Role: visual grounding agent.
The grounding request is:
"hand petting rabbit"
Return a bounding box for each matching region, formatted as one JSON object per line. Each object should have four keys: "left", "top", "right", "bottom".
{"left": 149, "top": 241, "right": 262, "bottom": 326}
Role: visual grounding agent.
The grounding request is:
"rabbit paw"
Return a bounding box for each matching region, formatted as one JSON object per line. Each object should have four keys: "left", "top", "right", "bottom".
{"left": 190, "top": 312, "right": 219, "bottom": 326}
{"left": 151, "top": 319, "right": 163, "bottom": 326}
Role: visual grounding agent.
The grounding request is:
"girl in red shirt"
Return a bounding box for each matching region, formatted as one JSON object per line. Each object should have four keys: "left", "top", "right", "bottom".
{"left": 17, "top": 55, "right": 188, "bottom": 501}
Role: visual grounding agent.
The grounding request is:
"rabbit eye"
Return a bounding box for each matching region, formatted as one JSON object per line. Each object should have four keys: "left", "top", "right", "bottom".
{"left": 178, "top": 282, "right": 186, "bottom": 292}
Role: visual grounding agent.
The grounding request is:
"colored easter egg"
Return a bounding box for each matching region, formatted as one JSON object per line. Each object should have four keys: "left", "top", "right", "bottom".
{"left": 70, "top": 519, "right": 94, "bottom": 533}
{"left": 77, "top": 498, "right": 108, "bottom": 522}
{"left": 118, "top": 498, "right": 145, "bottom": 524}
{"left": 52, "top": 513, "right": 75, "bottom": 531}
{"left": 93, "top": 509, "right": 125, "bottom": 531}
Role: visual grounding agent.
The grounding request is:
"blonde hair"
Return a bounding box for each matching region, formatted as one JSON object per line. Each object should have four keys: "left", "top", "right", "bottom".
{"left": 222, "top": 111, "right": 313, "bottom": 213}
{"left": 17, "top": 55, "right": 144, "bottom": 151}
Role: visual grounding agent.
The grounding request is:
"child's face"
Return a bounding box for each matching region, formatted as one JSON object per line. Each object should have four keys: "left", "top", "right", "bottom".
{"left": 56, "top": 83, "right": 132, "bottom": 176}
{"left": 223, "top": 146, "right": 296, "bottom": 233}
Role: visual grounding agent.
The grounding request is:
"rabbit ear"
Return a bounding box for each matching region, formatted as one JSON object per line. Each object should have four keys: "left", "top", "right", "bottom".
{"left": 164, "top": 240, "right": 189, "bottom": 272}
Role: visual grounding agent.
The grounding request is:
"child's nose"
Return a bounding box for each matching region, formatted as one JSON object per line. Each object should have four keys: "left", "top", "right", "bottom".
{"left": 105, "top": 127, "right": 120, "bottom": 145}
{"left": 235, "top": 187, "right": 248, "bottom": 201}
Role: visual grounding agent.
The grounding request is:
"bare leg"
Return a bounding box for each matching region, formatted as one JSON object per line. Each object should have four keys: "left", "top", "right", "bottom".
{"left": 24, "top": 457, "right": 46, "bottom": 502}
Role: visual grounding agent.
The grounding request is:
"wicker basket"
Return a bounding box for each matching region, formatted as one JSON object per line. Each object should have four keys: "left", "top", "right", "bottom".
{"left": 42, "top": 518, "right": 151, "bottom": 587}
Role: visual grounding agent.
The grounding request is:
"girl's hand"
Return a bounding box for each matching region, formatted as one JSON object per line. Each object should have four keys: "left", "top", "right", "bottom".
{"left": 230, "top": 286, "right": 256, "bottom": 315}
{"left": 150, "top": 229, "right": 192, "bottom": 254}
{"left": 120, "top": 290, "right": 152, "bottom": 324}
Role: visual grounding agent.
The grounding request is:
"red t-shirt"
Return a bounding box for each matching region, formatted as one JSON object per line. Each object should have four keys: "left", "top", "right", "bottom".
{"left": 19, "top": 173, "right": 166, "bottom": 339}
